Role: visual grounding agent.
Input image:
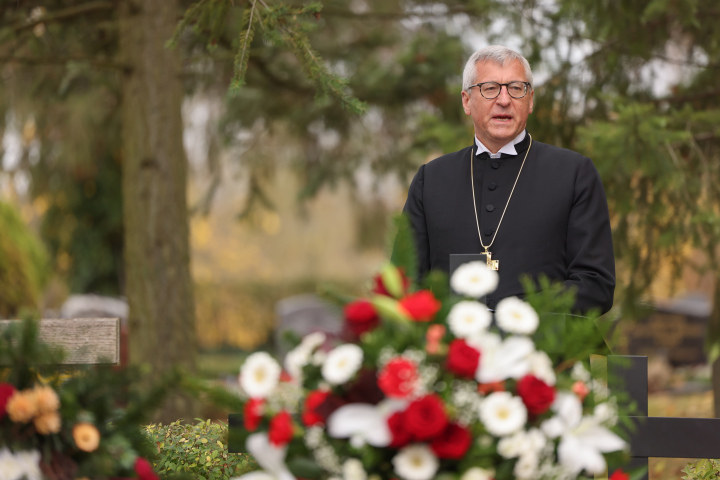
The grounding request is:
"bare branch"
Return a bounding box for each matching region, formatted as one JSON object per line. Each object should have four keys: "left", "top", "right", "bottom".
{"left": 9, "top": 1, "right": 116, "bottom": 33}
{"left": 0, "top": 55, "right": 129, "bottom": 71}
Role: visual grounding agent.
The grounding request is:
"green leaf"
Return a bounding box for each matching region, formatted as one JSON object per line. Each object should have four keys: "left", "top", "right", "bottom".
{"left": 379, "top": 263, "right": 404, "bottom": 298}
{"left": 370, "top": 295, "right": 410, "bottom": 323}
{"left": 287, "top": 457, "right": 324, "bottom": 479}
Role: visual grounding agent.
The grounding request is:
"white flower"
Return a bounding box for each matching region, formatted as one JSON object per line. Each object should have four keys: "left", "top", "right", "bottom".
{"left": 542, "top": 393, "right": 627, "bottom": 475}
{"left": 284, "top": 332, "right": 326, "bottom": 381}
{"left": 322, "top": 344, "right": 363, "bottom": 385}
{"left": 497, "top": 428, "right": 547, "bottom": 459}
{"left": 471, "top": 333, "right": 534, "bottom": 384}
{"left": 528, "top": 351, "right": 556, "bottom": 386}
{"left": 460, "top": 467, "right": 495, "bottom": 480}
{"left": 450, "top": 261, "right": 499, "bottom": 298}
{"left": 495, "top": 297, "right": 539, "bottom": 335}
{"left": 342, "top": 458, "right": 367, "bottom": 480}
{"left": 447, "top": 301, "right": 492, "bottom": 338}
{"left": 514, "top": 452, "right": 539, "bottom": 480}
{"left": 327, "top": 401, "right": 405, "bottom": 447}
{"left": 594, "top": 401, "right": 618, "bottom": 427}
{"left": 231, "top": 433, "right": 294, "bottom": 480}
{"left": 14, "top": 450, "right": 41, "bottom": 480}
{"left": 0, "top": 448, "right": 41, "bottom": 480}
{"left": 239, "top": 352, "right": 281, "bottom": 399}
{"left": 478, "top": 391, "right": 527, "bottom": 437}
{"left": 392, "top": 444, "right": 439, "bottom": 480}
{"left": 571, "top": 362, "right": 591, "bottom": 382}
{"left": 497, "top": 431, "right": 525, "bottom": 458}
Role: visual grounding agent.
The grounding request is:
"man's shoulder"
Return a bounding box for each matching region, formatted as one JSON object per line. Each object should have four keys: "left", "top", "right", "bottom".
{"left": 532, "top": 139, "right": 593, "bottom": 167}
{"left": 423, "top": 145, "right": 474, "bottom": 170}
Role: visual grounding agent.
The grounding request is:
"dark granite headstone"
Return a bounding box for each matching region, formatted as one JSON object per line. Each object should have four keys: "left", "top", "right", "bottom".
{"left": 624, "top": 293, "right": 710, "bottom": 366}
{"left": 274, "top": 294, "right": 342, "bottom": 357}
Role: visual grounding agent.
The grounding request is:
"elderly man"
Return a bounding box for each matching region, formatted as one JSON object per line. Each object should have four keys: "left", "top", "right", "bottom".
{"left": 402, "top": 45, "right": 615, "bottom": 314}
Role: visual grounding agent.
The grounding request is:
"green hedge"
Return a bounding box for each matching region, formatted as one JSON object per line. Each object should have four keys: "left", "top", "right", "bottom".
{"left": 144, "top": 419, "right": 256, "bottom": 480}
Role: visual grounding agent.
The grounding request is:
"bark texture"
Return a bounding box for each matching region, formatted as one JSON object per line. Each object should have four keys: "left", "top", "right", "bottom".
{"left": 118, "top": 0, "right": 197, "bottom": 422}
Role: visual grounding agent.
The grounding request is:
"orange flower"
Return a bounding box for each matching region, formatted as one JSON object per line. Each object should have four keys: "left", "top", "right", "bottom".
{"left": 6, "top": 389, "right": 38, "bottom": 423}
{"left": 34, "top": 411, "right": 61, "bottom": 434}
{"left": 477, "top": 381, "right": 505, "bottom": 395}
{"left": 73, "top": 422, "right": 101, "bottom": 452}
{"left": 572, "top": 380, "right": 590, "bottom": 402}
{"left": 34, "top": 385, "right": 60, "bottom": 413}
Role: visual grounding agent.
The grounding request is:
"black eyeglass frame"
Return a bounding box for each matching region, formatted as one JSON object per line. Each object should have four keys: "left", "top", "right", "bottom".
{"left": 467, "top": 81, "right": 532, "bottom": 99}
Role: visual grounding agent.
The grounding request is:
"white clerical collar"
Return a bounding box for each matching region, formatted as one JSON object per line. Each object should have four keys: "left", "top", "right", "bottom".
{"left": 475, "top": 130, "right": 527, "bottom": 158}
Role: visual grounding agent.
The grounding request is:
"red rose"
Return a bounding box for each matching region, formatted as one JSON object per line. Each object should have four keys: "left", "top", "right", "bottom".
{"left": 446, "top": 339, "right": 480, "bottom": 378}
{"left": 378, "top": 358, "right": 419, "bottom": 399}
{"left": 373, "top": 268, "right": 410, "bottom": 297}
{"left": 609, "top": 469, "right": 630, "bottom": 480}
{"left": 243, "top": 398, "right": 264, "bottom": 431}
{"left": 430, "top": 423, "right": 472, "bottom": 459}
{"left": 268, "top": 410, "right": 293, "bottom": 446}
{"left": 399, "top": 290, "right": 441, "bottom": 322}
{"left": 302, "top": 390, "right": 330, "bottom": 426}
{"left": 0, "top": 383, "right": 17, "bottom": 420}
{"left": 403, "top": 394, "right": 448, "bottom": 440}
{"left": 387, "top": 411, "right": 413, "bottom": 448}
{"left": 134, "top": 457, "right": 159, "bottom": 480}
{"left": 516, "top": 375, "right": 555, "bottom": 416}
{"left": 344, "top": 300, "right": 380, "bottom": 336}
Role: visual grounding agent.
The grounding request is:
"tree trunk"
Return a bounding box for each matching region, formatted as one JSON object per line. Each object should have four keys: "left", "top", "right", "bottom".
{"left": 710, "top": 278, "right": 720, "bottom": 418}
{"left": 118, "top": 0, "right": 198, "bottom": 423}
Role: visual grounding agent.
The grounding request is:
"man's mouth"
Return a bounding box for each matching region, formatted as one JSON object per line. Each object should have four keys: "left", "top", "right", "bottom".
{"left": 492, "top": 114, "right": 513, "bottom": 121}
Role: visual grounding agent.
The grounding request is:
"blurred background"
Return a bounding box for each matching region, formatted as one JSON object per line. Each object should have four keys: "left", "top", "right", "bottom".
{"left": 1, "top": 1, "right": 719, "bottom": 476}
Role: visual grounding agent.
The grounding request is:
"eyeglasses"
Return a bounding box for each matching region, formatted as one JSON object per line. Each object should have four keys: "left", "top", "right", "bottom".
{"left": 468, "top": 81, "right": 531, "bottom": 99}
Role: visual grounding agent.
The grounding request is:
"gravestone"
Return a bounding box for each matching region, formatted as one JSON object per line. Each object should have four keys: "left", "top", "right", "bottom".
{"left": 59, "top": 294, "right": 129, "bottom": 366}
{"left": 624, "top": 293, "right": 710, "bottom": 366}
{"left": 274, "top": 294, "right": 342, "bottom": 358}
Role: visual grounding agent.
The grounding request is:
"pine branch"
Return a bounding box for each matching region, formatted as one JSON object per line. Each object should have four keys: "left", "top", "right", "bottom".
{"left": 230, "top": 0, "right": 258, "bottom": 92}
{"left": 167, "top": 0, "right": 210, "bottom": 48}
{"left": 280, "top": 24, "right": 366, "bottom": 113}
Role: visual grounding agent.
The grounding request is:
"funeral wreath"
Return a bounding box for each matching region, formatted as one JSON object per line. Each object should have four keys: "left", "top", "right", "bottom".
{"left": 231, "top": 252, "right": 633, "bottom": 480}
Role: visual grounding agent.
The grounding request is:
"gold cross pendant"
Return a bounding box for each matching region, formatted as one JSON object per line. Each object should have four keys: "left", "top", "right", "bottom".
{"left": 482, "top": 248, "right": 499, "bottom": 271}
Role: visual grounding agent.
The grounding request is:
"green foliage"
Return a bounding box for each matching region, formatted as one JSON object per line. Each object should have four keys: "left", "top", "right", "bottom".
{"left": 0, "top": 201, "right": 50, "bottom": 317}
{"left": 389, "top": 213, "right": 418, "bottom": 284}
{"left": 682, "top": 459, "right": 720, "bottom": 479}
{"left": 144, "top": 419, "right": 256, "bottom": 479}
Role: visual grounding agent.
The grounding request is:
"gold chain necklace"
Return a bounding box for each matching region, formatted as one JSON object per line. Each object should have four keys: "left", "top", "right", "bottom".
{"left": 470, "top": 134, "right": 533, "bottom": 270}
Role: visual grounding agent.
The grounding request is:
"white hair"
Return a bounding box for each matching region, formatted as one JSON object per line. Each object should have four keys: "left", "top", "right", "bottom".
{"left": 462, "top": 45, "right": 534, "bottom": 93}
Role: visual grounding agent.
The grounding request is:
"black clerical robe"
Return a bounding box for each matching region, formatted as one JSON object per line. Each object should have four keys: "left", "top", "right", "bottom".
{"left": 402, "top": 133, "right": 615, "bottom": 314}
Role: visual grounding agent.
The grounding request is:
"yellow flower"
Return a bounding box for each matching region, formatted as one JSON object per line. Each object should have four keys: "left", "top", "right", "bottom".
{"left": 34, "top": 411, "right": 62, "bottom": 434}
{"left": 73, "top": 422, "right": 101, "bottom": 452}
{"left": 6, "top": 390, "right": 38, "bottom": 423}
{"left": 33, "top": 385, "right": 60, "bottom": 413}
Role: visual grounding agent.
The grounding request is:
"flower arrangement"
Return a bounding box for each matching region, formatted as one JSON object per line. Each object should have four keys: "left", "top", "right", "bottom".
{"left": 0, "top": 318, "right": 166, "bottom": 480}
{"left": 231, "top": 258, "right": 632, "bottom": 480}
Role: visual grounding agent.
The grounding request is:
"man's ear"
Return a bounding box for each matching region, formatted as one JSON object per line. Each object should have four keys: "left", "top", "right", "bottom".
{"left": 529, "top": 89, "right": 534, "bottom": 115}
{"left": 461, "top": 90, "right": 471, "bottom": 115}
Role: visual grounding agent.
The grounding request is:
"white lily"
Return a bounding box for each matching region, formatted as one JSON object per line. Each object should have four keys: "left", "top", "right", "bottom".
{"left": 470, "top": 333, "right": 534, "bottom": 384}
{"left": 231, "top": 433, "right": 295, "bottom": 480}
{"left": 327, "top": 400, "right": 405, "bottom": 447}
{"left": 542, "top": 393, "right": 627, "bottom": 475}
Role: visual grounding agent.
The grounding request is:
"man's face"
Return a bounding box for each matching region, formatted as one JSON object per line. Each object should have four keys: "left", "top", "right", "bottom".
{"left": 461, "top": 59, "right": 534, "bottom": 153}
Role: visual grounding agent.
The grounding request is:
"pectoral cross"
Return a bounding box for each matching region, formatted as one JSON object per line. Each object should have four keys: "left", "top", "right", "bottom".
{"left": 482, "top": 247, "right": 499, "bottom": 271}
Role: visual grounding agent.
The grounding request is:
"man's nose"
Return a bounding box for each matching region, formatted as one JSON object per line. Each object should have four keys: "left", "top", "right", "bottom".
{"left": 496, "top": 86, "right": 512, "bottom": 105}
